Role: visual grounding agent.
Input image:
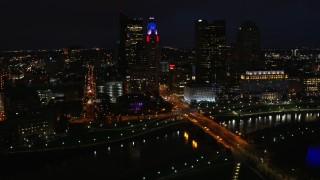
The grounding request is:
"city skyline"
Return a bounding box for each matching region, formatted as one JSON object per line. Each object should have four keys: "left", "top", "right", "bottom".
{"left": 2, "top": 1, "right": 320, "bottom": 179}
{"left": 1, "top": 0, "right": 320, "bottom": 50}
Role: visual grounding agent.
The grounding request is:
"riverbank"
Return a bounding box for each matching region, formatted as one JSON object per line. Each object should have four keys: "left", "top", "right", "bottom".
{"left": 244, "top": 117, "right": 320, "bottom": 179}
{"left": 1, "top": 117, "right": 184, "bottom": 155}
{"left": 212, "top": 108, "right": 320, "bottom": 121}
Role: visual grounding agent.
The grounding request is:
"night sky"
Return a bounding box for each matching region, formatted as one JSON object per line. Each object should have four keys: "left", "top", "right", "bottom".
{"left": 1, "top": 0, "right": 320, "bottom": 50}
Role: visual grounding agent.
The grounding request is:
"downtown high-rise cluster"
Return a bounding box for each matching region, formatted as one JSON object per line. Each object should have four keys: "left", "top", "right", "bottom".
{"left": 118, "top": 13, "right": 160, "bottom": 96}
{"left": 116, "top": 13, "right": 269, "bottom": 101}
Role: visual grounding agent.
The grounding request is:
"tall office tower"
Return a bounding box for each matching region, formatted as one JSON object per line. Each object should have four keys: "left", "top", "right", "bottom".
{"left": 0, "top": 74, "right": 6, "bottom": 121}
{"left": 145, "top": 17, "right": 160, "bottom": 95}
{"left": 195, "top": 19, "right": 226, "bottom": 83}
{"left": 118, "top": 13, "right": 144, "bottom": 94}
{"left": 234, "top": 21, "right": 262, "bottom": 72}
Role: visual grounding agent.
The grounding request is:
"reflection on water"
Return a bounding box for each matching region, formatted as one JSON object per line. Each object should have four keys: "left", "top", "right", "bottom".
{"left": 184, "top": 131, "right": 198, "bottom": 149}
{"left": 1, "top": 127, "right": 214, "bottom": 180}
{"left": 307, "top": 145, "right": 320, "bottom": 168}
{"left": 192, "top": 140, "right": 198, "bottom": 149}
{"left": 184, "top": 131, "right": 189, "bottom": 144}
{"left": 221, "top": 112, "right": 320, "bottom": 134}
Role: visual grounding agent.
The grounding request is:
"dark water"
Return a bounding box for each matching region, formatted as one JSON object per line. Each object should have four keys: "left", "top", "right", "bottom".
{"left": 0, "top": 123, "right": 230, "bottom": 180}
{"left": 0, "top": 119, "right": 270, "bottom": 180}
{"left": 236, "top": 112, "right": 320, "bottom": 179}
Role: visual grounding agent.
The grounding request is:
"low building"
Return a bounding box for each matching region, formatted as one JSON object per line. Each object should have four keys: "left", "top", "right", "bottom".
{"left": 184, "top": 82, "right": 216, "bottom": 104}
{"left": 116, "top": 94, "right": 150, "bottom": 114}
{"left": 1, "top": 107, "right": 56, "bottom": 144}
{"left": 97, "top": 81, "right": 123, "bottom": 103}
{"left": 303, "top": 76, "right": 320, "bottom": 96}
{"left": 240, "top": 70, "right": 289, "bottom": 100}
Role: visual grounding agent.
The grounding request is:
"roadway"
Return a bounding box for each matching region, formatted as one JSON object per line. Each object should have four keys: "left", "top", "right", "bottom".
{"left": 161, "top": 90, "right": 248, "bottom": 152}
{"left": 82, "top": 65, "right": 96, "bottom": 120}
{"left": 70, "top": 65, "right": 96, "bottom": 124}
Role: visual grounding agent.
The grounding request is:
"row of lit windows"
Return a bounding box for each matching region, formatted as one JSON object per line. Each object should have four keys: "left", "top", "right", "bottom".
{"left": 19, "top": 124, "right": 48, "bottom": 131}
{"left": 262, "top": 92, "right": 280, "bottom": 99}
{"left": 20, "top": 128, "right": 46, "bottom": 132}
{"left": 306, "top": 87, "right": 319, "bottom": 91}
{"left": 304, "top": 79, "right": 320, "bottom": 84}
{"left": 241, "top": 75, "right": 288, "bottom": 80}
{"left": 246, "top": 70, "right": 284, "bottom": 75}
{"left": 20, "top": 128, "right": 48, "bottom": 135}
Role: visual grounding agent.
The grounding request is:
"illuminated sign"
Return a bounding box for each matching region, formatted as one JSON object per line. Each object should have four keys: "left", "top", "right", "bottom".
{"left": 129, "top": 102, "right": 143, "bottom": 111}
{"left": 169, "top": 64, "right": 175, "bottom": 70}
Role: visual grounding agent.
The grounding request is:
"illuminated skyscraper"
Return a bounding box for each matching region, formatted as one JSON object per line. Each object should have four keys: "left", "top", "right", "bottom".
{"left": 145, "top": 17, "right": 160, "bottom": 95}
{"left": 118, "top": 13, "right": 145, "bottom": 94}
{"left": 195, "top": 19, "right": 226, "bottom": 83}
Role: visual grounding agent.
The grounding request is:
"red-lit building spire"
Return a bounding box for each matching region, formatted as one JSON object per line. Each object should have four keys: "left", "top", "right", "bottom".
{"left": 146, "top": 17, "right": 159, "bottom": 43}
{"left": 146, "top": 17, "right": 160, "bottom": 94}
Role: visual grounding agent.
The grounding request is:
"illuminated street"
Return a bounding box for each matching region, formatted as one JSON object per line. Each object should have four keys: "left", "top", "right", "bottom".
{"left": 70, "top": 65, "right": 96, "bottom": 123}
{"left": 82, "top": 65, "right": 96, "bottom": 120}
{"left": 160, "top": 85, "right": 292, "bottom": 180}
{"left": 160, "top": 85, "right": 248, "bottom": 152}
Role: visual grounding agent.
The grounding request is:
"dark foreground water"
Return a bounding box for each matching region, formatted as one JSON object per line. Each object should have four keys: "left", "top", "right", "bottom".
{"left": 233, "top": 112, "right": 320, "bottom": 179}
{"left": 0, "top": 122, "right": 263, "bottom": 180}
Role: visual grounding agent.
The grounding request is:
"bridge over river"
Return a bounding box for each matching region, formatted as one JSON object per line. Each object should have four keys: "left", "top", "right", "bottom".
{"left": 160, "top": 85, "right": 297, "bottom": 180}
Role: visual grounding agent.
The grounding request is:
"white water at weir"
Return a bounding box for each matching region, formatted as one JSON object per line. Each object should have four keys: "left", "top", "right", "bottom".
{"left": 222, "top": 112, "right": 320, "bottom": 135}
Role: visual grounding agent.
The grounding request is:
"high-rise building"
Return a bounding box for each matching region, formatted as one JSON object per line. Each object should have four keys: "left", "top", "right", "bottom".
{"left": 145, "top": 17, "right": 160, "bottom": 95}
{"left": 233, "top": 21, "right": 262, "bottom": 72}
{"left": 0, "top": 74, "right": 6, "bottom": 121}
{"left": 118, "top": 13, "right": 145, "bottom": 94}
{"left": 195, "top": 19, "right": 226, "bottom": 83}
